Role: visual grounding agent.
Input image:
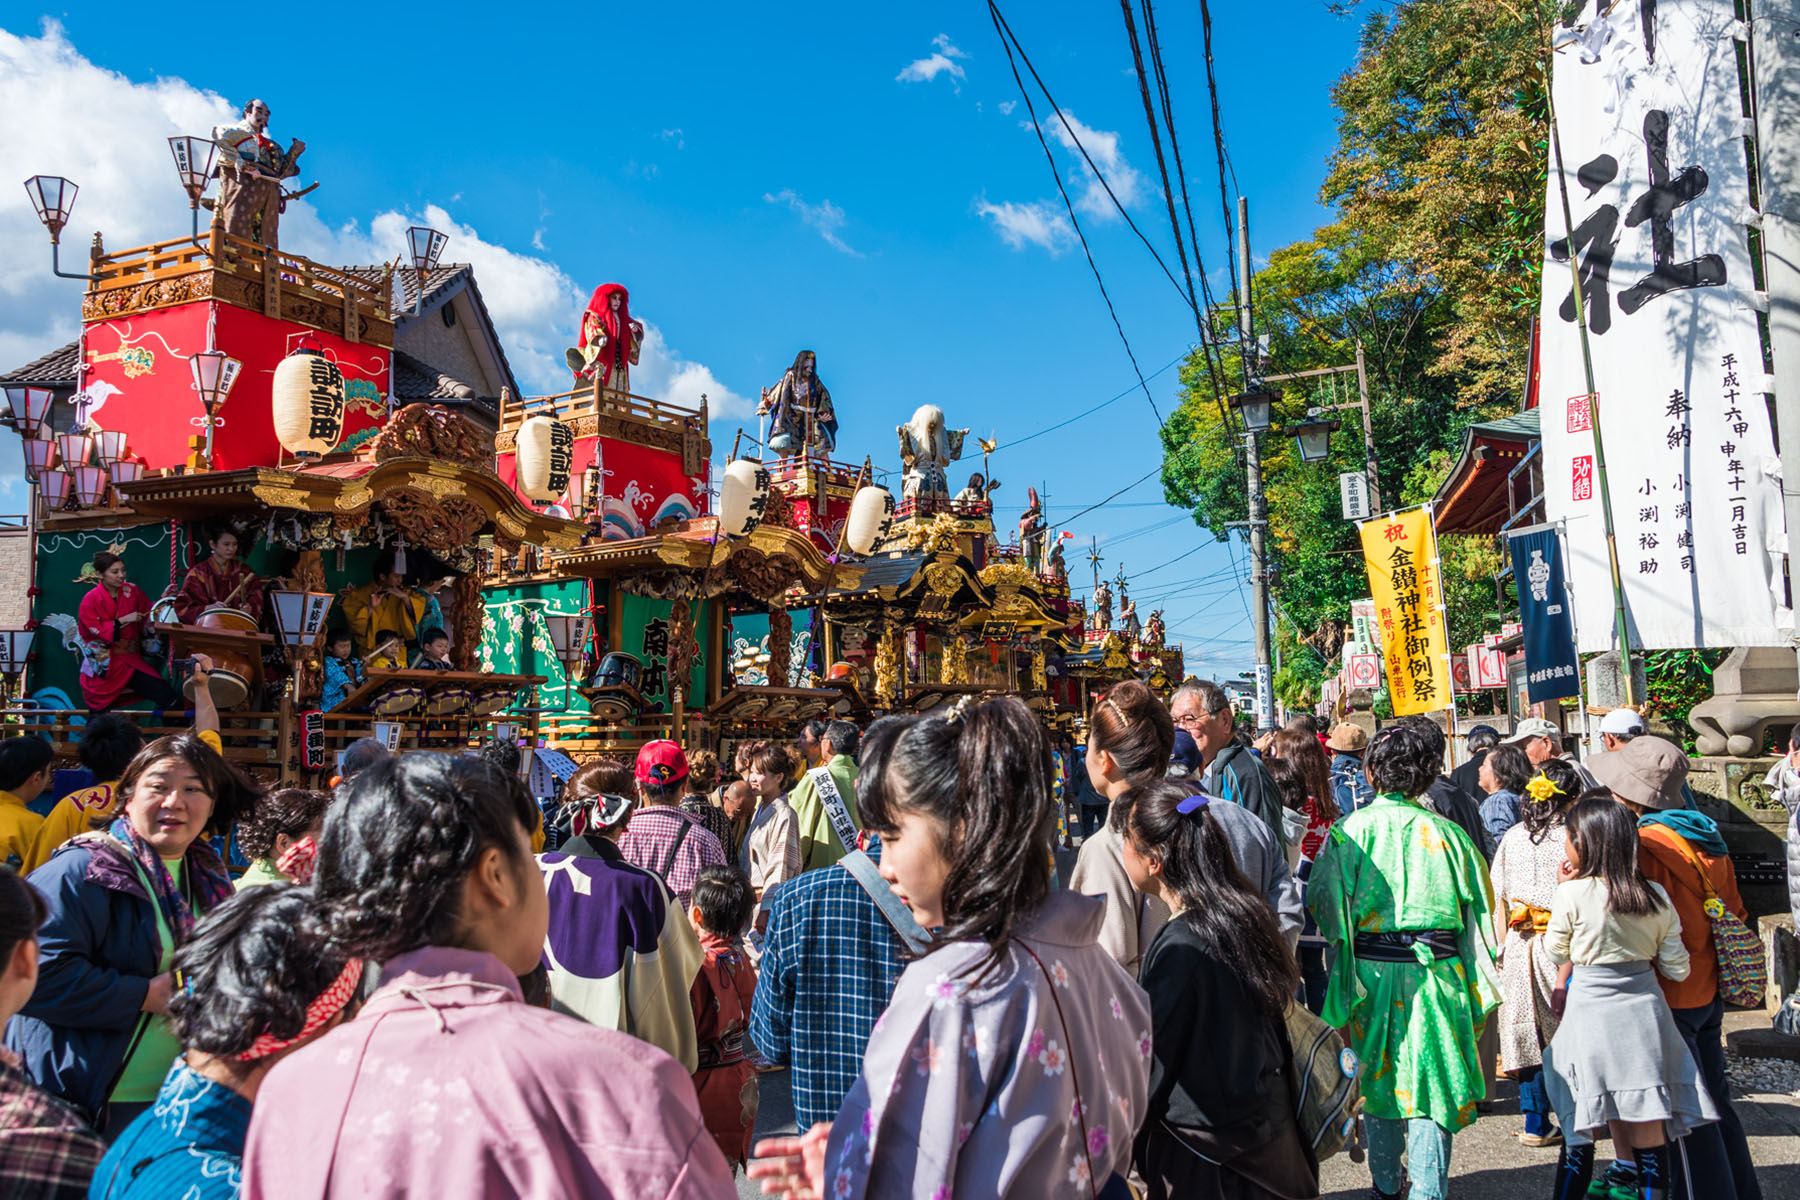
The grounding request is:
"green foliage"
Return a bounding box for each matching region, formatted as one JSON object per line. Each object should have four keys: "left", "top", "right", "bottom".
{"left": 1642, "top": 649, "right": 1730, "bottom": 752}
{"left": 1161, "top": 0, "right": 1561, "bottom": 666}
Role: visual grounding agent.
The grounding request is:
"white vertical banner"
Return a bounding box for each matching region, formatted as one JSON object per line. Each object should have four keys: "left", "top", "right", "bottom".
{"left": 1540, "top": 0, "right": 1790, "bottom": 651}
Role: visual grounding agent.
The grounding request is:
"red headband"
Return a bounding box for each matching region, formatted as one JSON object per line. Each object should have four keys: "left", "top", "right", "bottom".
{"left": 237, "top": 957, "right": 363, "bottom": 1061}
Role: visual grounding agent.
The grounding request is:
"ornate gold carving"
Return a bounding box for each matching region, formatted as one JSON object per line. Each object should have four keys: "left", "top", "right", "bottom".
{"left": 979, "top": 562, "right": 1035, "bottom": 591}
{"left": 769, "top": 608, "right": 793, "bottom": 685}
{"left": 371, "top": 404, "right": 495, "bottom": 467}
{"left": 1101, "top": 633, "right": 1131, "bottom": 672}
{"left": 941, "top": 632, "right": 970, "bottom": 685}
{"left": 875, "top": 622, "right": 900, "bottom": 705}
{"left": 82, "top": 272, "right": 216, "bottom": 321}
{"left": 923, "top": 562, "right": 963, "bottom": 596}
{"left": 381, "top": 491, "right": 488, "bottom": 553}
{"left": 990, "top": 591, "right": 1032, "bottom": 618}
{"left": 719, "top": 547, "right": 806, "bottom": 602}
{"left": 406, "top": 474, "right": 464, "bottom": 500}
{"left": 494, "top": 511, "right": 528, "bottom": 539}
{"left": 668, "top": 597, "right": 699, "bottom": 704}
{"left": 334, "top": 484, "right": 372, "bottom": 512}
{"left": 250, "top": 484, "right": 311, "bottom": 509}
{"left": 905, "top": 512, "right": 963, "bottom": 554}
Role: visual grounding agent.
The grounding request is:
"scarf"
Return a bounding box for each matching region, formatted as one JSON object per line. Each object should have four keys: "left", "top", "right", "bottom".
{"left": 1639, "top": 809, "right": 1729, "bottom": 856}
{"left": 107, "top": 816, "right": 235, "bottom": 942}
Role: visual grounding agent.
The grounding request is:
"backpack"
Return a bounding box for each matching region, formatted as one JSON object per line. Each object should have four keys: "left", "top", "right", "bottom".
{"left": 1283, "top": 1000, "right": 1362, "bottom": 1160}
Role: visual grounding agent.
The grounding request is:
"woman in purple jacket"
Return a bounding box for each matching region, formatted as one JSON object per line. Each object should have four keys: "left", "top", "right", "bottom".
{"left": 242, "top": 754, "right": 735, "bottom": 1199}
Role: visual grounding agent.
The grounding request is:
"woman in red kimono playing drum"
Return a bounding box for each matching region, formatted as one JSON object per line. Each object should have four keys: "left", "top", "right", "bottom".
{"left": 171, "top": 528, "right": 264, "bottom": 624}
{"left": 77, "top": 551, "right": 180, "bottom": 713}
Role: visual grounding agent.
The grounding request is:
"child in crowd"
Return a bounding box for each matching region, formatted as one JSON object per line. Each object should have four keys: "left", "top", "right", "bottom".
{"left": 687, "top": 865, "right": 759, "bottom": 1168}
{"left": 93, "top": 884, "right": 359, "bottom": 1199}
{"left": 320, "top": 630, "right": 362, "bottom": 711}
{"left": 0, "top": 736, "right": 54, "bottom": 870}
{"left": 242, "top": 754, "right": 731, "bottom": 1197}
{"left": 409, "top": 628, "right": 453, "bottom": 671}
{"left": 235, "top": 788, "right": 332, "bottom": 889}
{"left": 1542, "top": 799, "right": 1719, "bottom": 1200}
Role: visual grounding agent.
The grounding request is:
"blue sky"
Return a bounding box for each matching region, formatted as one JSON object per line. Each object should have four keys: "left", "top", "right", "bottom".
{"left": 0, "top": 2, "right": 1365, "bottom": 678}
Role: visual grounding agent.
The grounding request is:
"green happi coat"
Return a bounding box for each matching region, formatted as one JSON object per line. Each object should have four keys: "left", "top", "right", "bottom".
{"left": 1309, "top": 792, "right": 1500, "bottom": 1131}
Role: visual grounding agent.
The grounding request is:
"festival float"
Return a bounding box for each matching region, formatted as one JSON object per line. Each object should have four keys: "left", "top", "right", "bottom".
{"left": 1, "top": 97, "right": 1184, "bottom": 781}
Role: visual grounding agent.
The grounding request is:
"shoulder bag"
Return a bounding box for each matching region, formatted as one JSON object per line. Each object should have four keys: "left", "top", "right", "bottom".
{"left": 1663, "top": 834, "right": 1765, "bottom": 1008}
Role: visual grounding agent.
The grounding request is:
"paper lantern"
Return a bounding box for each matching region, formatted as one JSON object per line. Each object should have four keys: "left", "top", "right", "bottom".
{"left": 39, "top": 469, "right": 70, "bottom": 510}
{"left": 516, "top": 414, "right": 574, "bottom": 502}
{"left": 72, "top": 465, "right": 108, "bottom": 508}
{"left": 272, "top": 346, "right": 345, "bottom": 458}
{"left": 110, "top": 459, "right": 144, "bottom": 485}
{"left": 21, "top": 438, "right": 54, "bottom": 481}
{"left": 718, "top": 459, "right": 772, "bottom": 538}
{"left": 845, "top": 486, "right": 896, "bottom": 555}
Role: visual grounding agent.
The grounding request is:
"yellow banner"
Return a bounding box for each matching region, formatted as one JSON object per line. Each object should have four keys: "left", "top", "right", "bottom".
{"left": 1359, "top": 507, "right": 1453, "bottom": 716}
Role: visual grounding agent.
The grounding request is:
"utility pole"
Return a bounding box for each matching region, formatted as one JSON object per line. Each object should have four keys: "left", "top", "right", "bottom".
{"left": 1239, "top": 195, "right": 1276, "bottom": 733}
{"left": 1755, "top": 1, "right": 1800, "bottom": 693}
{"left": 1262, "top": 343, "right": 1383, "bottom": 513}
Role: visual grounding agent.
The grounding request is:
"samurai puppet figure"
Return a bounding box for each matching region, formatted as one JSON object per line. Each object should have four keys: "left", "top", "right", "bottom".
{"left": 761, "top": 350, "right": 837, "bottom": 456}
{"left": 566, "top": 283, "right": 644, "bottom": 391}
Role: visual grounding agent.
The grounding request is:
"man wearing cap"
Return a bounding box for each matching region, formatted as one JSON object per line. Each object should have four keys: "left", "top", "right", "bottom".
{"left": 1502, "top": 716, "right": 1599, "bottom": 789}
{"left": 1326, "top": 723, "right": 1375, "bottom": 817}
{"left": 785, "top": 720, "right": 862, "bottom": 872}
{"left": 538, "top": 779, "right": 703, "bottom": 1072}
{"left": 1591, "top": 737, "right": 1763, "bottom": 1200}
{"left": 616, "top": 739, "right": 729, "bottom": 906}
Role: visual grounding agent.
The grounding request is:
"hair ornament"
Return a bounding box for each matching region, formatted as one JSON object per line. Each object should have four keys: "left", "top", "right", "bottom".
{"left": 944, "top": 694, "right": 978, "bottom": 726}
{"left": 1524, "top": 773, "right": 1563, "bottom": 803}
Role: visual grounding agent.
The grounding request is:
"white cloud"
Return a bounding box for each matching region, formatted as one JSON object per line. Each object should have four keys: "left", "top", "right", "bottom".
{"left": 659, "top": 127, "right": 684, "bottom": 149}
{"left": 998, "top": 99, "right": 1017, "bottom": 116}
{"left": 896, "top": 33, "right": 968, "bottom": 90}
{"left": 632, "top": 323, "right": 751, "bottom": 418}
{"left": 974, "top": 198, "right": 1075, "bottom": 255}
{"left": 0, "top": 20, "right": 749, "bottom": 423}
{"left": 763, "top": 189, "right": 863, "bottom": 257}
{"left": 1030, "top": 110, "right": 1142, "bottom": 220}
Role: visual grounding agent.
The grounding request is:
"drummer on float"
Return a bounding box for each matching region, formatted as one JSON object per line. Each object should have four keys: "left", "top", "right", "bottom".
{"left": 171, "top": 527, "right": 265, "bottom": 624}
{"left": 341, "top": 551, "right": 429, "bottom": 670}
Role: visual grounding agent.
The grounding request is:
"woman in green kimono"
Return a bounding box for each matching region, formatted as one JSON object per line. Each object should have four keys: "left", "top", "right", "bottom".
{"left": 1309, "top": 722, "right": 1499, "bottom": 1200}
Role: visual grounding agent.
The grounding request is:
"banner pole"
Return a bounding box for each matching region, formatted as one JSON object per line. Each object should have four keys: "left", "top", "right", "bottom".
{"left": 1559, "top": 519, "right": 1593, "bottom": 755}
{"left": 1429, "top": 504, "right": 1459, "bottom": 767}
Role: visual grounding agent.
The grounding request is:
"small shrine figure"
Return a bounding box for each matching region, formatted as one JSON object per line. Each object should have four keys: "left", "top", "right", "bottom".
{"left": 896, "top": 404, "right": 968, "bottom": 501}
{"left": 1119, "top": 586, "right": 1140, "bottom": 643}
{"left": 172, "top": 527, "right": 264, "bottom": 623}
{"left": 1048, "top": 538, "right": 1067, "bottom": 583}
{"left": 762, "top": 350, "right": 836, "bottom": 455}
{"left": 1145, "top": 608, "right": 1166, "bottom": 648}
{"left": 1019, "top": 487, "right": 1047, "bottom": 572}
{"left": 213, "top": 98, "right": 307, "bottom": 248}
{"left": 1091, "top": 579, "right": 1113, "bottom": 634}
{"left": 566, "top": 283, "right": 643, "bottom": 391}
{"left": 954, "top": 472, "right": 1000, "bottom": 503}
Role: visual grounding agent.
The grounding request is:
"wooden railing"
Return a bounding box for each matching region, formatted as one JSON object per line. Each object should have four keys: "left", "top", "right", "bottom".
{"left": 499, "top": 382, "right": 706, "bottom": 437}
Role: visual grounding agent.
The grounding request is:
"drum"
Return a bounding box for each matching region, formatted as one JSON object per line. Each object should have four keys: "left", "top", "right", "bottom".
{"left": 182, "top": 667, "right": 249, "bottom": 709}
{"left": 595, "top": 652, "right": 642, "bottom": 691}
{"left": 471, "top": 684, "right": 519, "bottom": 716}
{"left": 197, "top": 605, "right": 258, "bottom": 635}
{"left": 369, "top": 683, "right": 425, "bottom": 717}
{"left": 149, "top": 597, "right": 181, "bottom": 627}
{"left": 427, "top": 685, "right": 474, "bottom": 718}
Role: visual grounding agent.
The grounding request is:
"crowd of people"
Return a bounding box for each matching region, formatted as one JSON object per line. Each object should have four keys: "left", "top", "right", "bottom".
{"left": 0, "top": 672, "right": 1775, "bottom": 1199}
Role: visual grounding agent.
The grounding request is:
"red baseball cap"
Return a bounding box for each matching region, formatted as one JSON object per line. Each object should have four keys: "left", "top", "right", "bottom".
{"left": 634, "top": 739, "right": 689, "bottom": 786}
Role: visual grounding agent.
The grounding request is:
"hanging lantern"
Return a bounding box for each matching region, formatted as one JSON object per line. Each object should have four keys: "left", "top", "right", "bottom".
{"left": 21, "top": 438, "right": 54, "bottom": 482}
{"left": 272, "top": 345, "right": 345, "bottom": 459}
{"left": 845, "top": 485, "right": 897, "bottom": 555}
{"left": 718, "top": 459, "right": 772, "bottom": 538}
{"left": 55, "top": 430, "right": 91, "bottom": 468}
{"left": 4, "top": 386, "right": 53, "bottom": 438}
{"left": 516, "top": 414, "right": 574, "bottom": 502}
{"left": 39, "top": 469, "right": 71, "bottom": 511}
{"left": 72, "top": 465, "right": 109, "bottom": 508}
{"left": 93, "top": 429, "right": 128, "bottom": 468}
{"left": 110, "top": 458, "right": 144, "bottom": 486}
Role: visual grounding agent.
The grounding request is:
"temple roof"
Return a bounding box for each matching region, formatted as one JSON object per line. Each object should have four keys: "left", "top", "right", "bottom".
{"left": 1432, "top": 409, "right": 1541, "bottom": 536}
{"left": 0, "top": 340, "right": 80, "bottom": 387}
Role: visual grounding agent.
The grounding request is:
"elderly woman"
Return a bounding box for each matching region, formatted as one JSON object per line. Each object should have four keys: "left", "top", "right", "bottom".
{"left": 1309, "top": 723, "right": 1499, "bottom": 1200}
{"left": 6, "top": 708, "right": 258, "bottom": 1133}
{"left": 1487, "top": 759, "right": 1584, "bottom": 1149}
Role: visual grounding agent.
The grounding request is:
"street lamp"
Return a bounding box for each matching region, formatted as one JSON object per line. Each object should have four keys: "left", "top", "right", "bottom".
{"left": 4, "top": 386, "right": 53, "bottom": 438}
{"left": 543, "top": 612, "right": 590, "bottom": 670}
{"left": 1229, "top": 389, "right": 1277, "bottom": 434}
{"left": 167, "top": 136, "right": 216, "bottom": 241}
{"left": 188, "top": 350, "right": 242, "bottom": 468}
{"left": 1292, "top": 418, "right": 1341, "bottom": 464}
{"left": 0, "top": 628, "right": 33, "bottom": 710}
{"left": 405, "top": 226, "right": 448, "bottom": 315}
{"left": 22, "top": 175, "right": 96, "bottom": 281}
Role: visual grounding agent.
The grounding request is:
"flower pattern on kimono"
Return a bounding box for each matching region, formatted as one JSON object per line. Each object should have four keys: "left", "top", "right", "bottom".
{"left": 1137, "top": 1032, "right": 1153, "bottom": 1061}
{"left": 1086, "top": 1124, "right": 1110, "bottom": 1157}
{"left": 1037, "top": 1038, "right": 1067, "bottom": 1076}
{"left": 1049, "top": 960, "right": 1070, "bottom": 988}
{"left": 930, "top": 973, "right": 961, "bottom": 1007}
{"left": 1109, "top": 995, "right": 1123, "bottom": 1020}
{"left": 912, "top": 1039, "right": 944, "bottom": 1077}
{"left": 1068, "top": 1153, "right": 1092, "bottom": 1188}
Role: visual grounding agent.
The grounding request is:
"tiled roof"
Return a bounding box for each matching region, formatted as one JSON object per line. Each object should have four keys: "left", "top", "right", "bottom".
{"left": 1468, "top": 409, "right": 1540, "bottom": 440}
{"left": 826, "top": 551, "right": 928, "bottom": 596}
{"left": 341, "top": 263, "right": 470, "bottom": 314}
{"left": 392, "top": 350, "right": 477, "bottom": 401}
{"left": 0, "top": 340, "right": 80, "bottom": 386}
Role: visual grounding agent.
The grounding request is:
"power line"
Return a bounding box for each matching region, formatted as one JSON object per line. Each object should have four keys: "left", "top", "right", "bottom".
{"left": 1119, "top": 0, "right": 1200, "bottom": 319}
{"left": 995, "top": 349, "right": 1188, "bottom": 455}
{"left": 1198, "top": 0, "right": 1243, "bottom": 374}
{"left": 988, "top": 1, "right": 1163, "bottom": 428}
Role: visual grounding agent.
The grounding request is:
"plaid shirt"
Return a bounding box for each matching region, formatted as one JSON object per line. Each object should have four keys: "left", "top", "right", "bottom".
{"left": 750, "top": 841, "right": 910, "bottom": 1128}
{"left": 0, "top": 1057, "right": 104, "bottom": 1199}
{"left": 617, "top": 805, "right": 727, "bottom": 903}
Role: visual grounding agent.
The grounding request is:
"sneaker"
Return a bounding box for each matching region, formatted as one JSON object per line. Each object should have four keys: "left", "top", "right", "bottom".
{"left": 1587, "top": 1163, "right": 1637, "bottom": 1199}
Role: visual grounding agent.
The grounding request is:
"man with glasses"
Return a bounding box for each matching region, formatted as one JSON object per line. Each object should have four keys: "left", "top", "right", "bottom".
{"left": 1170, "top": 681, "right": 1286, "bottom": 851}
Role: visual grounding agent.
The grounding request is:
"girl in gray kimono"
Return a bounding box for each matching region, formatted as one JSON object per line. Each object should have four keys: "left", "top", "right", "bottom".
{"left": 750, "top": 697, "right": 1151, "bottom": 1199}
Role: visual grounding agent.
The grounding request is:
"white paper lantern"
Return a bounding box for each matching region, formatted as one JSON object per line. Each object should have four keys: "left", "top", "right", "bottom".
{"left": 272, "top": 347, "right": 345, "bottom": 458}
{"left": 846, "top": 485, "right": 896, "bottom": 555}
{"left": 718, "top": 459, "right": 772, "bottom": 538}
{"left": 517, "top": 414, "right": 574, "bottom": 502}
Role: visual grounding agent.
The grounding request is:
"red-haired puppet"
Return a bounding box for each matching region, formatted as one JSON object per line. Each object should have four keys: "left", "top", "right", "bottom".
{"left": 565, "top": 282, "right": 643, "bottom": 391}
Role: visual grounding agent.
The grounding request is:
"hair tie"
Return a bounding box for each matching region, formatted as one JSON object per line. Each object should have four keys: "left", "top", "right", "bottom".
{"left": 236, "top": 956, "right": 364, "bottom": 1061}
{"left": 1175, "top": 792, "right": 1212, "bottom": 822}
{"left": 944, "top": 694, "right": 978, "bottom": 726}
{"left": 1524, "top": 773, "right": 1563, "bottom": 803}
